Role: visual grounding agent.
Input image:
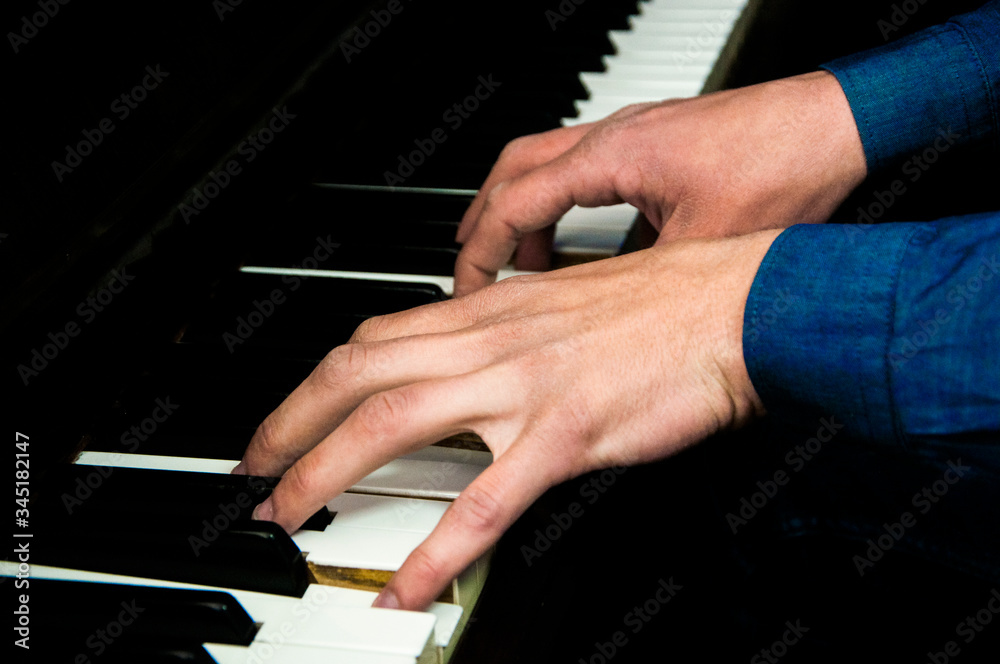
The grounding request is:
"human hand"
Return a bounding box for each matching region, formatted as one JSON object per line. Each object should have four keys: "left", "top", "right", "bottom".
{"left": 454, "top": 70, "right": 866, "bottom": 297}
{"left": 234, "top": 228, "right": 780, "bottom": 610}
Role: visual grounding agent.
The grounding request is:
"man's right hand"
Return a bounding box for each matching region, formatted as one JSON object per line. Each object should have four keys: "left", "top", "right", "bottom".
{"left": 453, "top": 70, "right": 867, "bottom": 297}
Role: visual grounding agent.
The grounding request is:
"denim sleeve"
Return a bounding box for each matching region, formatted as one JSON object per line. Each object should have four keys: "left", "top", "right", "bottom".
{"left": 821, "top": 1, "right": 999, "bottom": 175}
{"left": 744, "top": 216, "right": 1000, "bottom": 462}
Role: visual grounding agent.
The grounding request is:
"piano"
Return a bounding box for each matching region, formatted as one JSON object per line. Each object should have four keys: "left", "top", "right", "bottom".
{"left": 5, "top": 0, "right": 996, "bottom": 662}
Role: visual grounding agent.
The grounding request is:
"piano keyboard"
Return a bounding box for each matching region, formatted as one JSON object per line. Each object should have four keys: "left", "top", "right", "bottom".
{"left": 556, "top": 0, "right": 748, "bottom": 256}
{"left": 15, "top": 1, "right": 751, "bottom": 662}
{"left": 3, "top": 562, "right": 455, "bottom": 664}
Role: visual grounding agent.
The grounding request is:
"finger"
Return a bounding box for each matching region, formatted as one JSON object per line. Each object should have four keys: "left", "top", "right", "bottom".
{"left": 372, "top": 443, "right": 560, "bottom": 610}
{"left": 252, "top": 370, "right": 510, "bottom": 533}
{"left": 513, "top": 226, "right": 555, "bottom": 272}
{"left": 236, "top": 327, "right": 492, "bottom": 478}
{"left": 453, "top": 155, "right": 622, "bottom": 298}
{"left": 456, "top": 124, "right": 593, "bottom": 244}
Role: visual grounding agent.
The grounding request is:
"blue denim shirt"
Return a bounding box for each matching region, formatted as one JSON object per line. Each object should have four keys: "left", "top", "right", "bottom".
{"left": 744, "top": 2, "right": 1000, "bottom": 465}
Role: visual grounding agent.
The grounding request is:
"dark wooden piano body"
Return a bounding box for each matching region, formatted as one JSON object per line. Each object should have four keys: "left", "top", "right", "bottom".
{"left": 4, "top": 0, "right": 998, "bottom": 661}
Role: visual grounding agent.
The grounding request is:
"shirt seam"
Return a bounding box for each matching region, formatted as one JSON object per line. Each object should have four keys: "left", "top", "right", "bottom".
{"left": 883, "top": 226, "right": 926, "bottom": 452}
{"left": 950, "top": 13, "right": 1000, "bottom": 154}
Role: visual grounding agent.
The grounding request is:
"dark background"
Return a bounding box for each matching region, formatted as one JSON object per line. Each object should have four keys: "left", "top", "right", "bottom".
{"left": 3, "top": 1, "right": 997, "bottom": 661}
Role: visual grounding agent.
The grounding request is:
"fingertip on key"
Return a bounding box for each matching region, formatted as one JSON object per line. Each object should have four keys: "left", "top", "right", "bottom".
{"left": 252, "top": 497, "right": 274, "bottom": 522}
{"left": 372, "top": 587, "right": 400, "bottom": 610}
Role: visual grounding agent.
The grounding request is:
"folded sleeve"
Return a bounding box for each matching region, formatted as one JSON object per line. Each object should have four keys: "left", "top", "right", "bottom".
{"left": 821, "top": 0, "right": 999, "bottom": 175}
{"left": 744, "top": 215, "right": 1000, "bottom": 459}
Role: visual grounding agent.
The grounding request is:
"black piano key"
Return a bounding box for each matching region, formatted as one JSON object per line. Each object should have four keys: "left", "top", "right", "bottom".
{"left": 281, "top": 185, "right": 470, "bottom": 243}
{"left": 29, "top": 579, "right": 257, "bottom": 654}
{"left": 33, "top": 515, "right": 310, "bottom": 597}
{"left": 180, "top": 274, "right": 446, "bottom": 354}
{"left": 39, "top": 464, "right": 333, "bottom": 532}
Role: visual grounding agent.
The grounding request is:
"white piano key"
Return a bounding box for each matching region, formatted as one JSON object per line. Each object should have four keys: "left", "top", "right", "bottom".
{"left": 591, "top": 59, "right": 714, "bottom": 82}
{"left": 74, "top": 449, "right": 490, "bottom": 499}
{"left": 553, "top": 203, "right": 638, "bottom": 255}
{"left": 609, "top": 32, "right": 727, "bottom": 53}
{"left": 239, "top": 265, "right": 536, "bottom": 298}
{"left": 625, "top": 17, "right": 738, "bottom": 36}
{"left": 74, "top": 450, "right": 240, "bottom": 474}
{"left": 295, "top": 525, "right": 428, "bottom": 570}
{"left": 262, "top": 601, "right": 435, "bottom": 657}
{"left": 579, "top": 74, "right": 702, "bottom": 98}
{"left": 640, "top": 0, "right": 745, "bottom": 7}
{"left": 205, "top": 642, "right": 415, "bottom": 664}
{"left": 601, "top": 48, "right": 721, "bottom": 65}
{"left": 312, "top": 584, "right": 464, "bottom": 650}
{"left": 326, "top": 492, "right": 448, "bottom": 533}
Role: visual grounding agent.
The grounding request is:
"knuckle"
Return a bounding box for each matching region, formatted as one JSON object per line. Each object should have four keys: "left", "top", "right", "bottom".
{"left": 450, "top": 484, "right": 503, "bottom": 534}
{"left": 355, "top": 389, "right": 410, "bottom": 441}
{"left": 314, "top": 343, "right": 369, "bottom": 391}
{"left": 350, "top": 314, "right": 389, "bottom": 343}
{"left": 480, "top": 182, "right": 511, "bottom": 222}
{"left": 251, "top": 415, "right": 285, "bottom": 464}
{"left": 281, "top": 458, "right": 319, "bottom": 502}
{"left": 498, "top": 134, "right": 537, "bottom": 162}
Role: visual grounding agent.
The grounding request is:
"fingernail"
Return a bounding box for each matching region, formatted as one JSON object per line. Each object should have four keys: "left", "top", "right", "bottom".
{"left": 252, "top": 498, "right": 273, "bottom": 522}
{"left": 231, "top": 461, "right": 246, "bottom": 475}
{"left": 372, "top": 588, "right": 399, "bottom": 610}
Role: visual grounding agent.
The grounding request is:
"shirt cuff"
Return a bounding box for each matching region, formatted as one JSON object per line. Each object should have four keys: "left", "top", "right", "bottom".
{"left": 743, "top": 222, "right": 924, "bottom": 444}
{"left": 821, "top": 1, "right": 1000, "bottom": 175}
{"left": 744, "top": 217, "right": 1000, "bottom": 453}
